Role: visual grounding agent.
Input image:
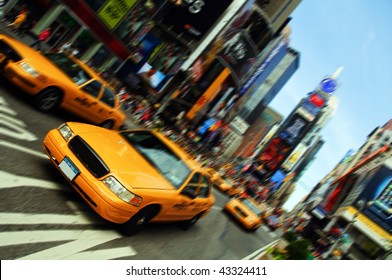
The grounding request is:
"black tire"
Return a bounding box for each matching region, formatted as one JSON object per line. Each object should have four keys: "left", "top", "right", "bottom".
{"left": 181, "top": 212, "right": 204, "bottom": 230}
{"left": 34, "top": 88, "right": 62, "bottom": 112}
{"left": 99, "top": 119, "right": 114, "bottom": 129}
{"left": 119, "top": 206, "right": 158, "bottom": 236}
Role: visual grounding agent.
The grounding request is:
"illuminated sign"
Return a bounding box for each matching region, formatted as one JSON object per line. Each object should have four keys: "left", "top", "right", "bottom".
{"left": 319, "top": 77, "right": 338, "bottom": 94}
{"left": 257, "top": 137, "right": 291, "bottom": 172}
{"left": 229, "top": 115, "right": 250, "bottom": 135}
{"left": 162, "top": 0, "right": 233, "bottom": 39}
{"left": 98, "top": 0, "right": 137, "bottom": 29}
{"left": 279, "top": 115, "right": 309, "bottom": 145}
{"left": 299, "top": 92, "right": 327, "bottom": 120}
{"left": 239, "top": 40, "right": 287, "bottom": 96}
{"left": 282, "top": 143, "right": 307, "bottom": 172}
{"left": 355, "top": 159, "right": 392, "bottom": 234}
{"left": 218, "top": 30, "right": 257, "bottom": 82}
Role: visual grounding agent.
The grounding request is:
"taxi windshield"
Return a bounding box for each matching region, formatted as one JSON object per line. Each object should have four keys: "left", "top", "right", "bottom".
{"left": 120, "top": 131, "right": 191, "bottom": 189}
{"left": 240, "top": 197, "right": 262, "bottom": 216}
{"left": 44, "top": 52, "right": 92, "bottom": 85}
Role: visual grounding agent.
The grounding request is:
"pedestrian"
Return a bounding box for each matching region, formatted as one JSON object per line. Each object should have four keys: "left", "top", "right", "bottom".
{"left": 7, "top": 8, "right": 28, "bottom": 32}
{"left": 30, "top": 27, "right": 51, "bottom": 50}
{"left": 71, "top": 47, "right": 80, "bottom": 57}
{"left": 58, "top": 41, "right": 72, "bottom": 54}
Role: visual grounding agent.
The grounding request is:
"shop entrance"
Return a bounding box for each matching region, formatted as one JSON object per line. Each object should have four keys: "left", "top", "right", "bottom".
{"left": 46, "top": 10, "right": 81, "bottom": 50}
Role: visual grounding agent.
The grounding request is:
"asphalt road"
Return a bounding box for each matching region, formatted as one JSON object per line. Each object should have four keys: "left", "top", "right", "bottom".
{"left": 0, "top": 61, "right": 279, "bottom": 261}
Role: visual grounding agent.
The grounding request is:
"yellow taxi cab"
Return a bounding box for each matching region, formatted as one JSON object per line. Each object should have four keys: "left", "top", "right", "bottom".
{"left": 223, "top": 196, "right": 265, "bottom": 231}
{"left": 0, "top": 33, "right": 126, "bottom": 129}
{"left": 205, "top": 167, "right": 243, "bottom": 196}
{"left": 43, "top": 122, "right": 215, "bottom": 235}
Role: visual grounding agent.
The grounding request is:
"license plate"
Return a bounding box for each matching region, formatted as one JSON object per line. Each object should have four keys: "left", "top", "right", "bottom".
{"left": 0, "top": 53, "right": 5, "bottom": 63}
{"left": 59, "top": 157, "right": 80, "bottom": 181}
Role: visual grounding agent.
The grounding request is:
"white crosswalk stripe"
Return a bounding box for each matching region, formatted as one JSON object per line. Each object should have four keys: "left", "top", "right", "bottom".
{"left": 0, "top": 230, "right": 136, "bottom": 260}
{"left": 0, "top": 212, "right": 103, "bottom": 225}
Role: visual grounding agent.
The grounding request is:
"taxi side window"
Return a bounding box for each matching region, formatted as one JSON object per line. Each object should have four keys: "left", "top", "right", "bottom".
{"left": 182, "top": 173, "right": 200, "bottom": 197}
{"left": 100, "top": 87, "right": 116, "bottom": 107}
{"left": 81, "top": 80, "right": 102, "bottom": 98}
{"left": 198, "top": 176, "right": 210, "bottom": 198}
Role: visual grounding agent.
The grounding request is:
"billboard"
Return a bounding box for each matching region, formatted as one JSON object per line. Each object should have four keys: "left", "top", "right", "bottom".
{"left": 162, "top": 0, "right": 233, "bottom": 40}
{"left": 355, "top": 159, "right": 392, "bottom": 233}
{"left": 217, "top": 30, "right": 258, "bottom": 82}
{"left": 257, "top": 137, "right": 291, "bottom": 173}
{"left": 279, "top": 113, "right": 310, "bottom": 145}
{"left": 269, "top": 169, "right": 287, "bottom": 192}
{"left": 281, "top": 143, "right": 307, "bottom": 172}
{"left": 98, "top": 0, "right": 138, "bottom": 29}
{"left": 301, "top": 92, "right": 327, "bottom": 118}
{"left": 188, "top": 0, "right": 254, "bottom": 82}
{"left": 238, "top": 39, "right": 287, "bottom": 96}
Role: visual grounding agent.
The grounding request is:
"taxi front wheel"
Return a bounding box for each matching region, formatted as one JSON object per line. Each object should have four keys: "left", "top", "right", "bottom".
{"left": 119, "top": 206, "right": 158, "bottom": 236}
{"left": 34, "top": 88, "right": 62, "bottom": 112}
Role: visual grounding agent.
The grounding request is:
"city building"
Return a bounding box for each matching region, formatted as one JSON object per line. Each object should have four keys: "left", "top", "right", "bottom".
{"left": 295, "top": 119, "right": 392, "bottom": 259}
{"left": 222, "top": 107, "right": 283, "bottom": 159}
{"left": 251, "top": 69, "right": 342, "bottom": 192}
{"left": 158, "top": 0, "right": 301, "bottom": 125}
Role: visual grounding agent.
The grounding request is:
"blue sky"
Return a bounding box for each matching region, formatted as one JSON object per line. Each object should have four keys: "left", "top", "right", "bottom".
{"left": 269, "top": 0, "right": 392, "bottom": 210}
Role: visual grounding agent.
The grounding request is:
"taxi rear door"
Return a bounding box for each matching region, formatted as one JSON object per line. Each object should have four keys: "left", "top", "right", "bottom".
{"left": 77, "top": 80, "right": 116, "bottom": 124}
{"left": 165, "top": 172, "right": 208, "bottom": 220}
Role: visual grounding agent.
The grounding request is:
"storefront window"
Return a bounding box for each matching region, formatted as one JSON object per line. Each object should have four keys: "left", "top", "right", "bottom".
{"left": 90, "top": 46, "right": 111, "bottom": 69}
{"left": 114, "top": 0, "right": 163, "bottom": 45}
{"left": 72, "top": 29, "right": 97, "bottom": 58}
{"left": 47, "top": 11, "right": 81, "bottom": 49}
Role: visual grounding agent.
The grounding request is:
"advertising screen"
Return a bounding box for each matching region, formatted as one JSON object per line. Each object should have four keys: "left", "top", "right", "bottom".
{"left": 279, "top": 114, "right": 309, "bottom": 145}
{"left": 238, "top": 39, "right": 287, "bottom": 96}
{"left": 355, "top": 160, "right": 392, "bottom": 233}
{"left": 301, "top": 92, "right": 327, "bottom": 117}
{"left": 130, "top": 33, "right": 161, "bottom": 67}
{"left": 162, "top": 0, "right": 233, "bottom": 40}
{"left": 218, "top": 30, "right": 257, "bottom": 82}
{"left": 137, "top": 63, "right": 166, "bottom": 89}
{"left": 257, "top": 137, "right": 291, "bottom": 172}
{"left": 98, "top": 0, "right": 138, "bottom": 29}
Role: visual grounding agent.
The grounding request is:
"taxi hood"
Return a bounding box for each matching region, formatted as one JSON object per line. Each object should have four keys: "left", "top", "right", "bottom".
{"left": 73, "top": 126, "right": 179, "bottom": 191}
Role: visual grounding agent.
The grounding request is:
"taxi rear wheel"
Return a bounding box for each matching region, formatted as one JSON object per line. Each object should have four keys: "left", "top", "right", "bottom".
{"left": 34, "top": 88, "right": 62, "bottom": 112}
{"left": 181, "top": 212, "right": 204, "bottom": 230}
{"left": 119, "top": 206, "right": 159, "bottom": 236}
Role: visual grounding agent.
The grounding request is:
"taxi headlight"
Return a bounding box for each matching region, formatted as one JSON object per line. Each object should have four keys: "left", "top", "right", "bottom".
{"left": 102, "top": 176, "right": 142, "bottom": 206}
{"left": 58, "top": 123, "right": 74, "bottom": 141}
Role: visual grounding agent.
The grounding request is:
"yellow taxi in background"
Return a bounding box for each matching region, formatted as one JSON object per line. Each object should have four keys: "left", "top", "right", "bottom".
{"left": 224, "top": 196, "right": 265, "bottom": 232}
{"left": 206, "top": 167, "right": 243, "bottom": 196}
{"left": 0, "top": 33, "right": 126, "bottom": 129}
{"left": 43, "top": 122, "right": 215, "bottom": 235}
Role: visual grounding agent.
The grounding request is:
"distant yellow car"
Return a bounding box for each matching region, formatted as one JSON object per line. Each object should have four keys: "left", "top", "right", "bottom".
{"left": 224, "top": 196, "right": 265, "bottom": 231}
{"left": 43, "top": 122, "right": 215, "bottom": 235}
{"left": 0, "top": 33, "right": 126, "bottom": 129}
{"left": 205, "top": 168, "right": 243, "bottom": 196}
